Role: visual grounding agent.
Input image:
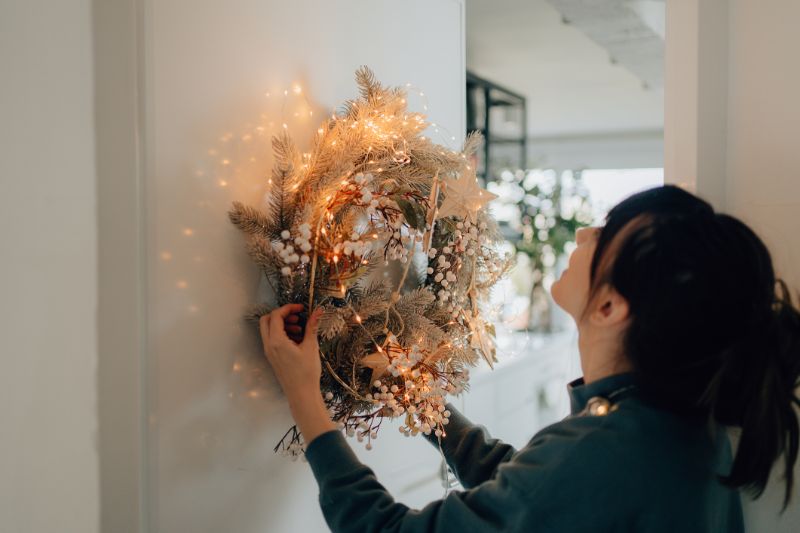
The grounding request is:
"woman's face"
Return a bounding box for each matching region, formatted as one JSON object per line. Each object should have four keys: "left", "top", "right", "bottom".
{"left": 550, "top": 225, "right": 601, "bottom": 321}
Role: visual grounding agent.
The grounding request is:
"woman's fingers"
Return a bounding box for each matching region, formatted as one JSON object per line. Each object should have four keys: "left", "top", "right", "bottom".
{"left": 275, "top": 303, "right": 305, "bottom": 317}
{"left": 269, "top": 304, "right": 306, "bottom": 342}
{"left": 302, "top": 307, "right": 323, "bottom": 346}
{"left": 261, "top": 305, "right": 309, "bottom": 352}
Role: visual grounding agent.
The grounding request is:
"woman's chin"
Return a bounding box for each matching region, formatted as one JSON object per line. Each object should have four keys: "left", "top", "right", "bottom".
{"left": 549, "top": 279, "right": 561, "bottom": 304}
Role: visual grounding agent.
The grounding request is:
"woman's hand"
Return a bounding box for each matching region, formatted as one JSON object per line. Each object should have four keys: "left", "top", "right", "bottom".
{"left": 259, "top": 303, "right": 336, "bottom": 444}
{"left": 259, "top": 303, "right": 324, "bottom": 401}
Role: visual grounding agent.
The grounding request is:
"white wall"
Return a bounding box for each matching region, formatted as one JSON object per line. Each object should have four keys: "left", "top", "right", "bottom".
{"left": 666, "top": 1, "right": 800, "bottom": 530}
{"left": 727, "top": 1, "right": 800, "bottom": 529}
{"left": 0, "top": 1, "right": 100, "bottom": 533}
{"left": 726, "top": 0, "right": 800, "bottom": 293}
{"left": 140, "top": 1, "right": 465, "bottom": 531}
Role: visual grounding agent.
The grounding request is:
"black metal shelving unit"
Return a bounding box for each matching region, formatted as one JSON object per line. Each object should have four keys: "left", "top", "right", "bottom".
{"left": 466, "top": 71, "right": 527, "bottom": 182}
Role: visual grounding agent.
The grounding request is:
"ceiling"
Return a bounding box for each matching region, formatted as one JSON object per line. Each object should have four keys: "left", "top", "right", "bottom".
{"left": 465, "top": 0, "right": 664, "bottom": 138}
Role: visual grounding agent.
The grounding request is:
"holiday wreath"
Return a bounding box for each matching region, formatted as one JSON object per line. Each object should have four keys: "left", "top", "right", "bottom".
{"left": 229, "top": 66, "right": 514, "bottom": 458}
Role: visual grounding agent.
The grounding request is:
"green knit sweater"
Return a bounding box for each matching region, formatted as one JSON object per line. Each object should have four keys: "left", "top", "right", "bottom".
{"left": 304, "top": 372, "right": 744, "bottom": 532}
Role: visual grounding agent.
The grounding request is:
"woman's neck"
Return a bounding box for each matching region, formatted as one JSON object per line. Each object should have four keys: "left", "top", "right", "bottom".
{"left": 578, "top": 329, "right": 632, "bottom": 384}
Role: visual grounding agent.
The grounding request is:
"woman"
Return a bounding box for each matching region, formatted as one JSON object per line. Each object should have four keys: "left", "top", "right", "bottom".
{"left": 259, "top": 184, "right": 800, "bottom": 532}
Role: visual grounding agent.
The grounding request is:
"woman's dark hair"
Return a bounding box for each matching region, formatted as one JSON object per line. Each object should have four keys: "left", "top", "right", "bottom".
{"left": 579, "top": 184, "right": 800, "bottom": 510}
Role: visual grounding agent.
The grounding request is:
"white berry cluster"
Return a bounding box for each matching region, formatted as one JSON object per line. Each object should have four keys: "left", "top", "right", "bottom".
{"left": 356, "top": 336, "right": 470, "bottom": 443}
{"left": 371, "top": 196, "right": 418, "bottom": 264}
{"left": 426, "top": 218, "right": 505, "bottom": 317}
{"left": 386, "top": 225, "right": 422, "bottom": 264}
{"left": 272, "top": 223, "right": 313, "bottom": 276}
{"left": 350, "top": 172, "right": 426, "bottom": 265}
{"left": 278, "top": 441, "right": 307, "bottom": 462}
{"left": 333, "top": 231, "right": 372, "bottom": 259}
{"left": 337, "top": 419, "right": 381, "bottom": 451}
{"left": 353, "top": 172, "right": 382, "bottom": 216}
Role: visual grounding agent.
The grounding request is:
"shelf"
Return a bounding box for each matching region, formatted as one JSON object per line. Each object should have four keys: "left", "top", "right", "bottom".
{"left": 488, "top": 136, "right": 526, "bottom": 145}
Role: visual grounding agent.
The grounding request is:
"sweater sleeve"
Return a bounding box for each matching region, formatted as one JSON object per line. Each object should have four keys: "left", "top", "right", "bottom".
{"left": 304, "top": 429, "right": 530, "bottom": 533}
{"left": 303, "top": 411, "right": 639, "bottom": 533}
{"left": 421, "top": 402, "right": 518, "bottom": 488}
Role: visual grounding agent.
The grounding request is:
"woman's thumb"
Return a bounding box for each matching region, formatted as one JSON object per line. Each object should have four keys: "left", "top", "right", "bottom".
{"left": 302, "top": 307, "right": 323, "bottom": 345}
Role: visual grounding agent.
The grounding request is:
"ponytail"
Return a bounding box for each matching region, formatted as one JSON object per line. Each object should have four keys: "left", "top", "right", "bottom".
{"left": 717, "top": 278, "right": 800, "bottom": 511}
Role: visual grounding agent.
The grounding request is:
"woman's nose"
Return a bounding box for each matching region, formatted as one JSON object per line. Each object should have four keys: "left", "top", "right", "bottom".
{"left": 576, "top": 226, "right": 599, "bottom": 242}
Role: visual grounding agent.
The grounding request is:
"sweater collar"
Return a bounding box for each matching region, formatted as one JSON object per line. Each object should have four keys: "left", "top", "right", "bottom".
{"left": 567, "top": 372, "right": 638, "bottom": 415}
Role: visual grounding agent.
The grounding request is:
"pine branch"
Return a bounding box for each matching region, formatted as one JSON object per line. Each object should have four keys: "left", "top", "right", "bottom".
{"left": 228, "top": 201, "right": 271, "bottom": 237}
{"left": 319, "top": 307, "right": 349, "bottom": 340}
{"left": 246, "top": 236, "right": 280, "bottom": 273}
{"left": 395, "top": 287, "right": 436, "bottom": 315}
{"left": 354, "top": 295, "right": 389, "bottom": 321}
{"left": 399, "top": 313, "right": 446, "bottom": 352}
{"left": 355, "top": 65, "right": 382, "bottom": 100}
{"left": 244, "top": 303, "right": 273, "bottom": 323}
{"left": 462, "top": 130, "right": 483, "bottom": 158}
{"left": 262, "top": 131, "right": 300, "bottom": 238}
{"left": 272, "top": 129, "right": 299, "bottom": 176}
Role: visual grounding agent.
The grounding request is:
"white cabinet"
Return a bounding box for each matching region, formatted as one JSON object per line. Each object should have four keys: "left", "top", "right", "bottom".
{"left": 462, "top": 329, "right": 579, "bottom": 450}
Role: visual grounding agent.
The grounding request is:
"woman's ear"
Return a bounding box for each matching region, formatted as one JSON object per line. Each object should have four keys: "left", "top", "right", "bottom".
{"left": 589, "top": 284, "right": 630, "bottom": 328}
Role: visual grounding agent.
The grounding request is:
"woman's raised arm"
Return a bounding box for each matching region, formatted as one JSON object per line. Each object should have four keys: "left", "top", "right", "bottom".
{"left": 422, "top": 402, "right": 518, "bottom": 488}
